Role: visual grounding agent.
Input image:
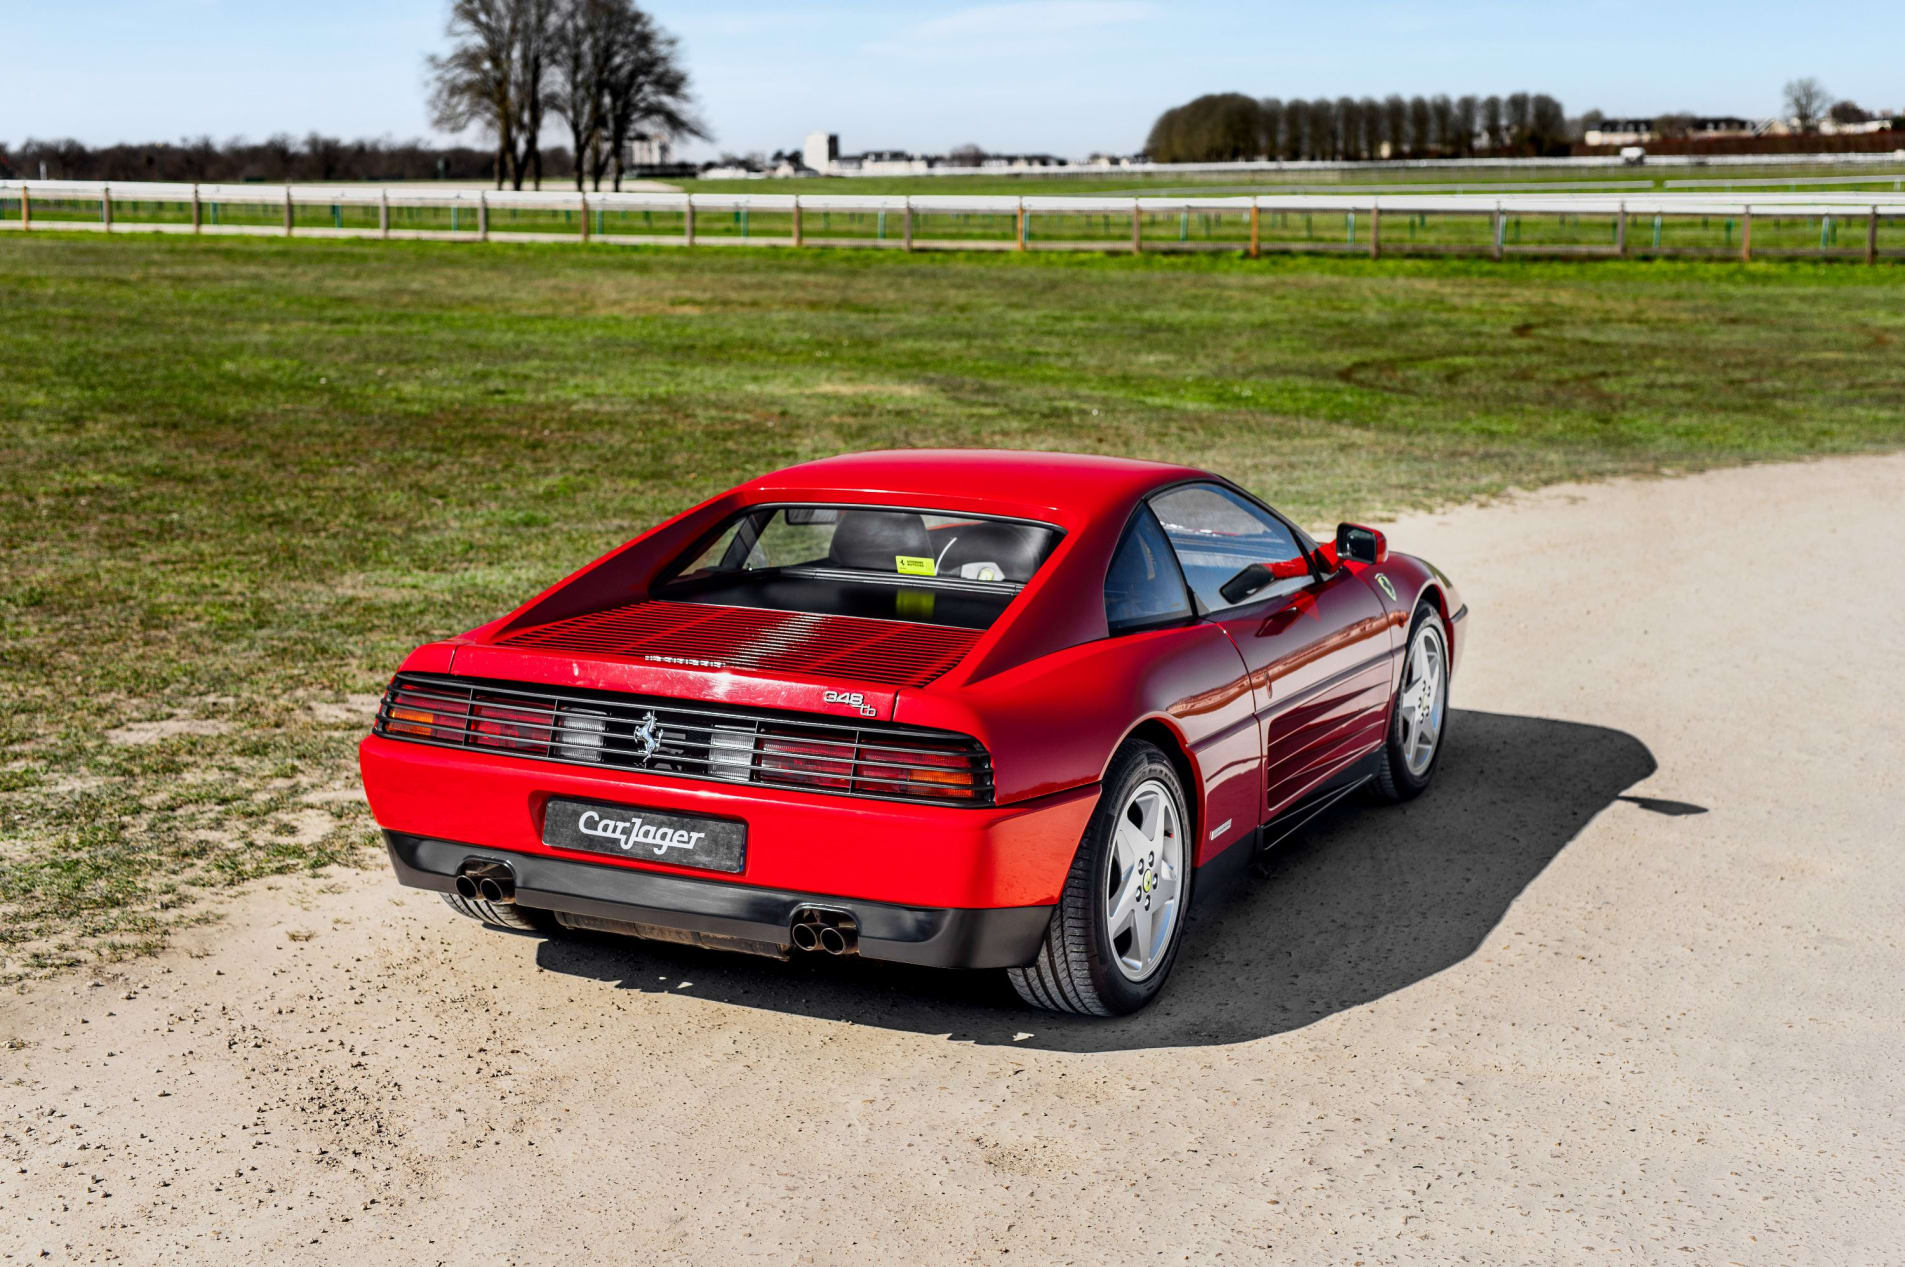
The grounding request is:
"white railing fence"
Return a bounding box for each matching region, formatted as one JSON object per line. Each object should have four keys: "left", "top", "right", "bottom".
{"left": 2, "top": 180, "right": 1901, "bottom": 263}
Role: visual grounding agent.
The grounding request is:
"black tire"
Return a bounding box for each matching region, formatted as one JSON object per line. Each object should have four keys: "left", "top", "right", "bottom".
{"left": 440, "top": 891, "right": 557, "bottom": 933}
{"left": 1007, "top": 739, "right": 1193, "bottom": 1017}
{"left": 1372, "top": 603, "right": 1450, "bottom": 802}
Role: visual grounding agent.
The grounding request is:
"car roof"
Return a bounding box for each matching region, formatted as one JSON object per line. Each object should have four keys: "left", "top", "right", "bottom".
{"left": 740, "top": 449, "right": 1210, "bottom": 526}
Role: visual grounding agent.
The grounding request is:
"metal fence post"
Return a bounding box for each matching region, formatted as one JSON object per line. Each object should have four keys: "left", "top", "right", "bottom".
{"left": 1368, "top": 204, "right": 1380, "bottom": 259}
{"left": 102, "top": 185, "right": 113, "bottom": 232}
{"left": 902, "top": 199, "right": 913, "bottom": 252}
{"left": 580, "top": 194, "right": 590, "bottom": 242}
{"left": 1249, "top": 203, "right": 1260, "bottom": 258}
{"left": 1131, "top": 200, "right": 1141, "bottom": 254}
{"left": 792, "top": 195, "right": 802, "bottom": 247}
{"left": 478, "top": 192, "right": 489, "bottom": 241}
{"left": 1615, "top": 202, "right": 1627, "bottom": 257}
{"left": 284, "top": 186, "right": 293, "bottom": 236}
{"left": 379, "top": 189, "right": 390, "bottom": 239}
{"left": 684, "top": 198, "right": 694, "bottom": 246}
{"left": 1869, "top": 207, "right": 1880, "bottom": 265}
{"left": 191, "top": 183, "right": 202, "bottom": 234}
{"left": 1491, "top": 203, "right": 1503, "bottom": 261}
{"left": 1741, "top": 205, "right": 1752, "bottom": 263}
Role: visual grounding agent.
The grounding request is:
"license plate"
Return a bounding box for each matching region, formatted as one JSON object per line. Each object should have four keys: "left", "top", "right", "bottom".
{"left": 542, "top": 798, "right": 746, "bottom": 874}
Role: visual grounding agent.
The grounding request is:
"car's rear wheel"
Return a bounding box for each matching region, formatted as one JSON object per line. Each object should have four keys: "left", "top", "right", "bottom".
{"left": 1008, "top": 740, "right": 1192, "bottom": 1016}
{"left": 440, "top": 891, "right": 556, "bottom": 933}
{"left": 1373, "top": 605, "right": 1449, "bottom": 802}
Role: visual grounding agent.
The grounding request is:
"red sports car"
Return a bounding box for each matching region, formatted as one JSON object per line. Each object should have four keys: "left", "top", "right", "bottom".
{"left": 360, "top": 451, "right": 1464, "bottom": 1015}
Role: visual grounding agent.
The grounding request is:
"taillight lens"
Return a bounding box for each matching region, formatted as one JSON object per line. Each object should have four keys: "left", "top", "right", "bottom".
{"left": 757, "top": 733, "right": 856, "bottom": 791}
{"left": 384, "top": 688, "right": 469, "bottom": 740}
{"left": 554, "top": 707, "right": 608, "bottom": 763}
{"left": 468, "top": 695, "right": 550, "bottom": 755}
{"left": 858, "top": 741, "right": 981, "bottom": 801}
{"left": 708, "top": 726, "right": 757, "bottom": 782}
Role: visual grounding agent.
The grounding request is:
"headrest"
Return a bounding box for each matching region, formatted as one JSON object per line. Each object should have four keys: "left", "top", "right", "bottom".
{"left": 935, "top": 521, "right": 1050, "bottom": 582}
{"left": 827, "top": 510, "right": 933, "bottom": 571}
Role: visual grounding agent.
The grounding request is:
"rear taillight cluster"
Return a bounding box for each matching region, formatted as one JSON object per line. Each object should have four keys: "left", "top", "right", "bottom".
{"left": 755, "top": 730, "right": 983, "bottom": 801}
{"left": 375, "top": 675, "right": 993, "bottom": 806}
{"left": 384, "top": 689, "right": 557, "bottom": 756}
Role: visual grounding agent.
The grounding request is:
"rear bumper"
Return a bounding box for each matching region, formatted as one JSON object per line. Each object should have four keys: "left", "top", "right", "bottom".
{"left": 360, "top": 734, "right": 1097, "bottom": 909}
{"left": 385, "top": 831, "right": 1054, "bottom": 968}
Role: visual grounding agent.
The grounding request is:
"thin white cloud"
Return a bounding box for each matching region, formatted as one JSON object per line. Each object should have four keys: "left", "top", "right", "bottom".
{"left": 913, "top": 1, "right": 1158, "bottom": 41}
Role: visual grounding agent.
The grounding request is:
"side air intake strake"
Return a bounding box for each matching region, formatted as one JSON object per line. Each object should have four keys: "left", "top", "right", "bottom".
{"left": 492, "top": 600, "right": 978, "bottom": 689}
{"left": 374, "top": 674, "right": 994, "bottom": 806}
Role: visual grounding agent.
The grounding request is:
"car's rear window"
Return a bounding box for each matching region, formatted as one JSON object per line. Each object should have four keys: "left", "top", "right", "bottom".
{"left": 658, "top": 506, "right": 1062, "bottom": 629}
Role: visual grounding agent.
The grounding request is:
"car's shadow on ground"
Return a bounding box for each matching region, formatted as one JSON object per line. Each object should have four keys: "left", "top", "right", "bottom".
{"left": 533, "top": 710, "right": 1668, "bottom": 1052}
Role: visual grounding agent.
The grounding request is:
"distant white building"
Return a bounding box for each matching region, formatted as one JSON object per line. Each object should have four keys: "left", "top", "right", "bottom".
{"left": 627, "top": 132, "right": 671, "bottom": 167}
{"left": 1584, "top": 116, "right": 1758, "bottom": 146}
{"left": 803, "top": 132, "right": 839, "bottom": 175}
{"left": 1820, "top": 115, "right": 1895, "bottom": 136}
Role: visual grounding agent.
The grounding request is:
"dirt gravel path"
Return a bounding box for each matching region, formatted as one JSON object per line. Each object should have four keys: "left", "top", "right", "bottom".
{"left": 4, "top": 454, "right": 1902, "bottom": 1265}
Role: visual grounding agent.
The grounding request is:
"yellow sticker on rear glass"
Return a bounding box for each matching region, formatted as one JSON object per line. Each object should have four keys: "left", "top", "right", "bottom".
{"left": 895, "top": 555, "right": 937, "bottom": 577}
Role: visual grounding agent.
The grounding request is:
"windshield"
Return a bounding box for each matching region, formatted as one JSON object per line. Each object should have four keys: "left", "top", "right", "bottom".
{"left": 659, "top": 506, "right": 1062, "bottom": 629}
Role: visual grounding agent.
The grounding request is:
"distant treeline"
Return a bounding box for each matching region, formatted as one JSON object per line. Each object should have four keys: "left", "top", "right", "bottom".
{"left": 1146, "top": 92, "right": 1569, "bottom": 163}
{"left": 0, "top": 135, "right": 581, "bottom": 184}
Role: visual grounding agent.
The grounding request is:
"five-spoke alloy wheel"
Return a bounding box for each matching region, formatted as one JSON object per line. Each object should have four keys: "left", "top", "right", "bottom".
{"left": 1374, "top": 604, "right": 1450, "bottom": 801}
{"left": 1009, "top": 740, "right": 1193, "bottom": 1015}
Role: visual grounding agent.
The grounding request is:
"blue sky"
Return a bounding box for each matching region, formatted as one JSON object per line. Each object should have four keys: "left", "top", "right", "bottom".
{"left": 9, "top": 1, "right": 1901, "bottom": 157}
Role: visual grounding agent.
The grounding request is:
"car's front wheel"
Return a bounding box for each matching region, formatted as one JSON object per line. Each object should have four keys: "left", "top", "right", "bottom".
{"left": 1008, "top": 739, "right": 1192, "bottom": 1016}
{"left": 1372, "top": 604, "right": 1450, "bottom": 801}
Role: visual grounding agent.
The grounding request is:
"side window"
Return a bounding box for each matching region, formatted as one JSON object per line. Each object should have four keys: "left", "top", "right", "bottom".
{"left": 1150, "top": 484, "right": 1307, "bottom": 614}
{"left": 1105, "top": 507, "right": 1193, "bottom": 633}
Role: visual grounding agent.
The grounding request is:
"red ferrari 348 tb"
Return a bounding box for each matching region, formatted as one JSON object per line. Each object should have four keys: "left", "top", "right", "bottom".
{"left": 360, "top": 451, "right": 1465, "bottom": 1015}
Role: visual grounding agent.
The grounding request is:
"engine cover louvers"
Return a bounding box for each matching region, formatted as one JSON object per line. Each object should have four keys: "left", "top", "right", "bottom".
{"left": 493, "top": 600, "right": 978, "bottom": 689}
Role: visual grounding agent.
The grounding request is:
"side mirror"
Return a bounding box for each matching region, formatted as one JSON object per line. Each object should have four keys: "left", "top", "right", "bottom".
{"left": 1335, "top": 523, "right": 1388, "bottom": 565}
{"left": 1217, "top": 556, "right": 1312, "bottom": 605}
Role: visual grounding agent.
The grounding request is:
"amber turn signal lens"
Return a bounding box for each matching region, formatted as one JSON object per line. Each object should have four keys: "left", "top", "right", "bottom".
{"left": 387, "top": 705, "right": 441, "bottom": 738}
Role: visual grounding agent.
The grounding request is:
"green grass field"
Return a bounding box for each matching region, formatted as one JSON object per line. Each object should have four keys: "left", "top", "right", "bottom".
{"left": 2, "top": 232, "right": 1903, "bottom": 978}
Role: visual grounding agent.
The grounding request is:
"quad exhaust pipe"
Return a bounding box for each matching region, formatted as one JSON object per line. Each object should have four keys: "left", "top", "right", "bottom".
{"left": 789, "top": 907, "right": 857, "bottom": 956}
{"left": 455, "top": 861, "right": 515, "bottom": 904}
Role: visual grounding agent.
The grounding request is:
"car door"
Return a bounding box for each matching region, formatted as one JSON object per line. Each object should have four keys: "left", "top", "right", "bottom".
{"left": 1148, "top": 483, "right": 1392, "bottom": 819}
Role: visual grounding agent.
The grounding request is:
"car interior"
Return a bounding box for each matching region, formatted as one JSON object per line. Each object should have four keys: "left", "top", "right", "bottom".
{"left": 659, "top": 507, "right": 1060, "bottom": 630}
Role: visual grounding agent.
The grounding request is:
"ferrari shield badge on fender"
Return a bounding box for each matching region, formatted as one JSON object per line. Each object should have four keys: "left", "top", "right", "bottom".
{"left": 1375, "top": 574, "right": 1398, "bottom": 602}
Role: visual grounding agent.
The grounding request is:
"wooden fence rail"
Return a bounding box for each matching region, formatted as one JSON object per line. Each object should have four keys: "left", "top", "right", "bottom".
{"left": 1, "top": 180, "right": 1900, "bottom": 264}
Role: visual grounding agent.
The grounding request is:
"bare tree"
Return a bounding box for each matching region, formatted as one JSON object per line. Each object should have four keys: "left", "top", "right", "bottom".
{"left": 1429, "top": 95, "right": 1455, "bottom": 155}
{"left": 598, "top": 4, "right": 707, "bottom": 190}
{"left": 1784, "top": 77, "right": 1830, "bottom": 133}
{"left": 1505, "top": 92, "right": 1532, "bottom": 151}
{"left": 262, "top": 132, "right": 298, "bottom": 181}
{"left": 1452, "top": 96, "right": 1479, "bottom": 157}
{"left": 1258, "top": 97, "right": 1283, "bottom": 160}
{"left": 1529, "top": 95, "right": 1567, "bottom": 154}
{"left": 427, "top": 0, "right": 525, "bottom": 187}
{"left": 1336, "top": 97, "right": 1361, "bottom": 159}
{"left": 549, "top": 0, "right": 617, "bottom": 188}
{"left": 516, "top": 0, "right": 555, "bottom": 188}
{"left": 305, "top": 132, "right": 347, "bottom": 181}
{"left": 1407, "top": 96, "right": 1431, "bottom": 157}
{"left": 1382, "top": 96, "right": 1406, "bottom": 158}
{"left": 1480, "top": 95, "right": 1504, "bottom": 151}
{"left": 1358, "top": 97, "right": 1382, "bottom": 160}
